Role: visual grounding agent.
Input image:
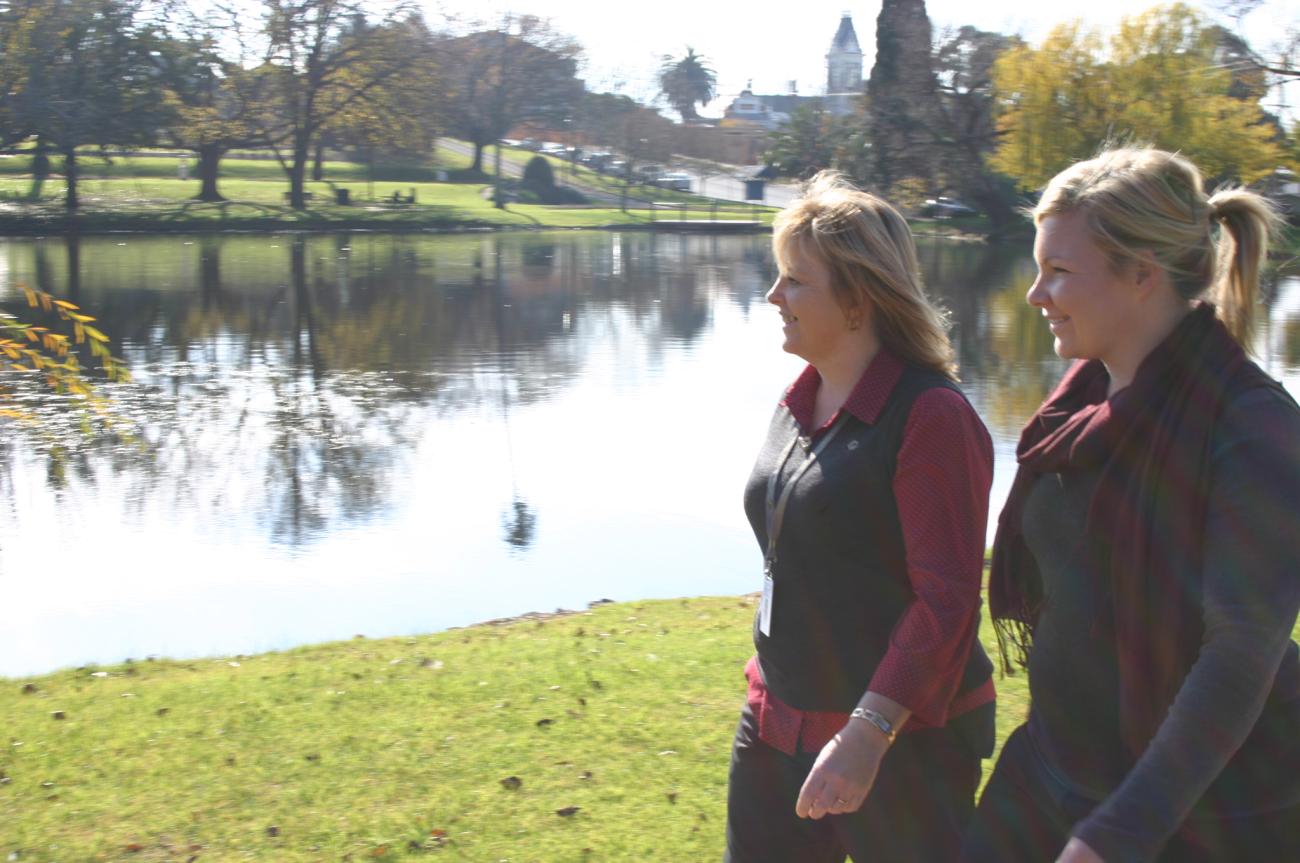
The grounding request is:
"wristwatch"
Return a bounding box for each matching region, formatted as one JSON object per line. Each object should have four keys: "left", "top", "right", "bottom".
{"left": 850, "top": 706, "right": 897, "bottom": 744}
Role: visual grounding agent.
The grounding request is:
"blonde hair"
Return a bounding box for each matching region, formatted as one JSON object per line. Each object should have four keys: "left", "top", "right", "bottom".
{"left": 773, "top": 171, "right": 957, "bottom": 380}
{"left": 1034, "top": 146, "right": 1280, "bottom": 346}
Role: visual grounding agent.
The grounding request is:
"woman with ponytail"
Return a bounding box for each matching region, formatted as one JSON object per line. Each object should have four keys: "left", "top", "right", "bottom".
{"left": 960, "top": 147, "right": 1300, "bottom": 863}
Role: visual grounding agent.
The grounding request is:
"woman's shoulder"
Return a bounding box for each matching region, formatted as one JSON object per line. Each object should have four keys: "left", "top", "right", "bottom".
{"left": 902, "top": 375, "right": 991, "bottom": 451}
{"left": 1214, "top": 362, "right": 1300, "bottom": 456}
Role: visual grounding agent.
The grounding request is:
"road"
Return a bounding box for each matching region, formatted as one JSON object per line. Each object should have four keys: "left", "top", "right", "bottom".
{"left": 691, "top": 173, "right": 798, "bottom": 208}
{"left": 438, "top": 138, "right": 797, "bottom": 209}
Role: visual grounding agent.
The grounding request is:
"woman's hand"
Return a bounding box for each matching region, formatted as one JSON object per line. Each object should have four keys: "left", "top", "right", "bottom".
{"left": 1056, "top": 837, "right": 1105, "bottom": 863}
{"left": 794, "top": 719, "right": 890, "bottom": 819}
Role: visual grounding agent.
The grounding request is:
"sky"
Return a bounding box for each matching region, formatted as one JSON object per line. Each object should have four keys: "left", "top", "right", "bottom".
{"left": 422, "top": 0, "right": 1297, "bottom": 119}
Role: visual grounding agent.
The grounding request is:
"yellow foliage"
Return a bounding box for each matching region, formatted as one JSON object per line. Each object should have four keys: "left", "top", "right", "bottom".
{"left": 991, "top": 4, "right": 1284, "bottom": 189}
{"left": 1, "top": 284, "right": 130, "bottom": 419}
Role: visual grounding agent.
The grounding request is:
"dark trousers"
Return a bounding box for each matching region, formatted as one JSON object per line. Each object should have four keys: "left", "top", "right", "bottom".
{"left": 724, "top": 704, "right": 981, "bottom": 863}
{"left": 961, "top": 724, "right": 1300, "bottom": 863}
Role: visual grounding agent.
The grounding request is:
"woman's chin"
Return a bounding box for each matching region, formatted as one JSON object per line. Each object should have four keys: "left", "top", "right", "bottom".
{"left": 1053, "top": 338, "right": 1080, "bottom": 361}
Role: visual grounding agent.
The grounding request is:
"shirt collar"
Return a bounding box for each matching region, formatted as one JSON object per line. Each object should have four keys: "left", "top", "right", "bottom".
{"left": 781, "top": 349, "right": 906, "bottom": 431}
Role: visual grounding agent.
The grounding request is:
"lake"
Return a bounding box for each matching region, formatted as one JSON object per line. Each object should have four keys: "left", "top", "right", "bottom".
{"left": 2, "top": 230, "right": 1297, "bottom": 677}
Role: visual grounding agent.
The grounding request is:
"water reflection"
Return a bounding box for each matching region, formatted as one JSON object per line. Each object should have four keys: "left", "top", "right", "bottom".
{"left": 0, "top": 230, "right": 1295, "bottom": 676}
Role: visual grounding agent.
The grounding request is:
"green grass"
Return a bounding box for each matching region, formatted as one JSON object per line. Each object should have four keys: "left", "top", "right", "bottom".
{"left": 0, "top": 146, "right": 775, "bottom": 235}
{"left": 0, "top": 597, "right": 753, "bottom": 861}
{"left": 2, "top": 594, "right": 1295, "bottom": 860}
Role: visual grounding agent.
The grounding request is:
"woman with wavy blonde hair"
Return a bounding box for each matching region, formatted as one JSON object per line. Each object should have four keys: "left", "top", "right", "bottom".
{"left": 725, "top": 172, "right": 996, "bottom": 862}
{"left": 961, "top": 147, "right": 1300, "bottom": 863}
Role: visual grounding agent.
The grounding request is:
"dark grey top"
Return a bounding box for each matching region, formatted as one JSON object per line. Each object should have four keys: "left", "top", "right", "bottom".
{"left": 1024, "top": 468, "right": 1125, "bottom": 797}
{"left": 1020, "top": 384, "right": 1300, "bottom": 863}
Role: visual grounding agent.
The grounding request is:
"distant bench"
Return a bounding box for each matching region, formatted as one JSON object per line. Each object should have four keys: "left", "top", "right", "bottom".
{"left": 384, "top": 189, "right": 417, "bottom": 205}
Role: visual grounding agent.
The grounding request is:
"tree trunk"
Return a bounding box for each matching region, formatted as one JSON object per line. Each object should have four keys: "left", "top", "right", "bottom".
{"left": 198, "top": 236, "right": 222, "bottom": 306}
{"left": 63, "top": 149, "right": 79, "bottom": 211}
{"left": 64, "top": 234, "right": 81, "bottom": 302}
{"left": 471, "top": 140, "right": 485, "bottom": 173}
{"left": 195, "top": 144, "right": 226, "bottom": 202}
{"left": 32, "top": 137, "right": 50, "bottom": 180}
{"left": 289, "top": 137, "right": 309, "bottom": 209}
{"left": 311, "top": 141, "right": 325, "bottom": 181}
{"left": 290, "top": 235, "right": 323, "bottom": 382}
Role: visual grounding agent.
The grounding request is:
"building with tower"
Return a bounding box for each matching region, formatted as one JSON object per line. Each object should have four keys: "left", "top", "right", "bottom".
{"left": 721, "top": 13, "right": 867, "bottom": 129}
{"left": 826, "top": 13, "right": 865, "bottom": 115}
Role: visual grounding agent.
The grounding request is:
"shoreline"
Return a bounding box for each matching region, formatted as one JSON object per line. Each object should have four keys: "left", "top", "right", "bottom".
{"left": 0, "top": 213, "right": 775, "bottom": 238}
{"left": 0, "top": 595, "right": 762, "bottom": 683}
{"left": 0, "top": 214, "right": 1009, "bottom": 241}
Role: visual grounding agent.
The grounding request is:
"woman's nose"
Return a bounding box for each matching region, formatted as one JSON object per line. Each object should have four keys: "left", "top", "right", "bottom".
{"left": 1026, "top": 274, "right": 1046, "bottom": 308}
{"left": 767, "top": 277, "right": 784, "bottom": 305}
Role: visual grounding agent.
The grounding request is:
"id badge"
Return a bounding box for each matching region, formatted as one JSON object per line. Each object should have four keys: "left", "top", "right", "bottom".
{"left": 760, "top": 572, "right": 774, "bottom": 636}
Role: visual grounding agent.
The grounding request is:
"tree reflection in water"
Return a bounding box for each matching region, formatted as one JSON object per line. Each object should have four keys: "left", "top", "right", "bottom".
{"left": 2, "top": 230, "right": 1296, "bottom": 556}
{"left": 495, "top": 240, "right": 538, "bottom": 553}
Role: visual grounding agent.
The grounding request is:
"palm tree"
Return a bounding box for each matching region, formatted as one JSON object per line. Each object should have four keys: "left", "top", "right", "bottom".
{"left": 658, "top": 47, "right": 717, "bottom": 122}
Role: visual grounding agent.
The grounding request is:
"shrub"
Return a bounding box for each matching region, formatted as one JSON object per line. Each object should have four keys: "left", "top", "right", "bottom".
{"left": 521, "top": 156, "right": 555, "bottom": 190}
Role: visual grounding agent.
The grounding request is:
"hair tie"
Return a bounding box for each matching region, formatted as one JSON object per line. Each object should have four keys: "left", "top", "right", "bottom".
{"left": 1206, "top": 194, "right": 1230, "bottom": 223}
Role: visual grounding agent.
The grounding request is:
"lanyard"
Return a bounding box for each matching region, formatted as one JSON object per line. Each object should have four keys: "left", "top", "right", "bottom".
{"left": 764, "top": 415, "right": 846, "bottom": 573}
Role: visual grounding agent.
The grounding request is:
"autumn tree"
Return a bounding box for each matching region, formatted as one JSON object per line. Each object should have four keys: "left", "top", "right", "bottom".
{"left": 319, "top": 14, "right": 440, "bottom": 177}
{"left": 991, "top": 4, "right": 1284, "bottom": 189}
{"left": 154, "top": 17, "right": 263, "bottom": 202}
{"left": 0, "top": 0, "right": 165, "bottom": 210}
{"left": 657, "top": 47, "right": 717, "bottom": 122}
{"left": 441, "top": 16, "right": 583, "bottom": 174}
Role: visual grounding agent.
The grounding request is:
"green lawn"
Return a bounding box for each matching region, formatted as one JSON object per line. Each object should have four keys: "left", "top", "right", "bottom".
{"left": 0, "top": 147, "right": 776, "bottom": 235}
{"left": 2, "top": 593, "right": 1295, "bottom": 861}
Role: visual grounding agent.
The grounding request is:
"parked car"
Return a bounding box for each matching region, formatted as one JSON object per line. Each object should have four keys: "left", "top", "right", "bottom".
{"left": 920, "top": 197, "right": 978, "bottom": 219}
{"left": 539, "top": 142, "right": 568, "bottom": 157}
{"left": 634, "top": 164, "right": 665, "bottom": 183}
{"left": 655, "top": 172, "right": 693, "bottom": 192}
{"left": 604, "top": 160, "right": 630, "bottom": 178}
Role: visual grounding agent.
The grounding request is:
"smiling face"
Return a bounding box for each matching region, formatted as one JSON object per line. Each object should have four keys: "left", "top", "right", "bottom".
{"left": 766, "top": 238, "right": 867, "bottom": 366}
{"left": 1028, "top": 210, "right": 1142, "bottom": 366}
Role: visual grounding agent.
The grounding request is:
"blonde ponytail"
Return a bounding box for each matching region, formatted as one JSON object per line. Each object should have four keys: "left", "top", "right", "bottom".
{"left": 1206, "top": 189, "right": 1281, "bottom": 346}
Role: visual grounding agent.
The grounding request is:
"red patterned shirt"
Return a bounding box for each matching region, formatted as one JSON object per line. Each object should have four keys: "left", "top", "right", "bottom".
{"left": 747, "top": 350, "right": 996, "bottom": 756}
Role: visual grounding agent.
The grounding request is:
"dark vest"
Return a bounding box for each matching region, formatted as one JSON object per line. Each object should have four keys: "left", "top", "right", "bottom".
{"left": 743, "top": 365, "right": 994, "bottom": 726}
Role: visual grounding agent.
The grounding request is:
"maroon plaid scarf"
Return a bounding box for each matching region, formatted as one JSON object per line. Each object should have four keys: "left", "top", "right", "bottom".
{"left": 989, "top": 303, "right": 1247, "bottom": 756}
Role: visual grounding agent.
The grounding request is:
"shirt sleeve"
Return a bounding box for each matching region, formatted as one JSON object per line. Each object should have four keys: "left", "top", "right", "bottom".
{"left": 1073, "top": 386, "right": 1300, "bottom": 863}
{"left": 868, "top": 387, "right": 994, "bottom": 726}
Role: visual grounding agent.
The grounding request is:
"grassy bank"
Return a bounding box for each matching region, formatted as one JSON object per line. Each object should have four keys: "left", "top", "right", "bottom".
{"left": 4, "top": 594, "right": 1298, "bottom": 861}
{"left": 0, "top": 148, "right": 775, "bottom": 236}
{"left": 0, "top": 596, "right": 963, "bottom": 861}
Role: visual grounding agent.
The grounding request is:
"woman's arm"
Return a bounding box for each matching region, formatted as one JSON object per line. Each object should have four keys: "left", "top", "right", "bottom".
{"left": 1069, "top": 387, "right": 1300, "bottom": 863}
{"left": 795, "top": 690, "right": 911, "bottom": 818}
{"left": 869, "top": 387, "right": 994, "bottom": 724}
{"left": 795, "top": 387, "right": 994, "bottom": 818}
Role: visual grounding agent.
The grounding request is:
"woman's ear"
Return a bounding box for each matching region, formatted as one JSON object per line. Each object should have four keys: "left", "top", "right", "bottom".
{"left": 1131, "top": 250, "right": 1166, "bottom": 299}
